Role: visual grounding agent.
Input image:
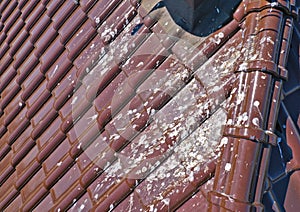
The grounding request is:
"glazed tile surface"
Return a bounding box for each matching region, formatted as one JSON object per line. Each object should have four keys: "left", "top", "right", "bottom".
{"left": 0, "top": 0, "right": 299, "bottom": 211}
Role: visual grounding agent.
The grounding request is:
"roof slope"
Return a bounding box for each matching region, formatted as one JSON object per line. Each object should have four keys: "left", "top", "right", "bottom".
{"left": 0, "top": 0, "right": 299, "bottom": 211}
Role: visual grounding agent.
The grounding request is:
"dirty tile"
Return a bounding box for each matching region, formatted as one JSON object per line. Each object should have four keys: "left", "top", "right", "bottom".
{"left": 0, "top": 1, "right": 299, "bottom": 211}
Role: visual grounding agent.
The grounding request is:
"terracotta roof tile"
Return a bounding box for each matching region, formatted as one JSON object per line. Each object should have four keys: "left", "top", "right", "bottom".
{"left": 16, "top": 51, "right": 39, "bottom": 85}
{"left": 58, "top": 8, "right": 87, "bottom": 45}
{"left": 11, "top": 124, "right": 33, "bottom": 152}
{"left": 33, "top": 192, "right": 53, "bottom": 211}
{"left": 25, "top": 2, "right": 47, "bottom": 32}
{"left": 68, "top": 192, "right": 93, "bottom": 212}
{"left": 0, "top": 53, "right": 13, "bottom": 76}
{"left": 46, "top": 52, "right": 73, "bottom": 90}
{"left": 10, "top": 30, "right": 29, "bottom": 57}
{"left": 0, "top": 0, "right": 299, "bottom": 211}
{"left": 87, "top": 0, "right": 123, "bottom": 29}
{"left": 20, "top": 1, "right": 39, "bottom": 21}
{"left": 51, "top": 1, "right": 77, "bottom": 30}
{"left": 0, "top": 40, "right": 9, "bottom": 58}
{"left": 0, "top": 0, "right": 10, "bottom": 14}
{"left": 11, "top": 137, "right": 35, "bottom": 168}
{"left": 0, "top": 0, "right": 17, "bottom": 24}
{"left": 0, "top": 141, "right": 10, "bottom": 161}
{"left": 2, "top": 6, "right": 21, "bottom": 34}
{"left": 66, "top": 20, "right": 97, "bottom": 61}
{"left": 0, "top": 65, "right": 16, "bottom": 94}
{"left": 79, "top": 0, "right": 96, "bottom": 13}
{"left": 3, "top": 90, "right": 23, "bottom": 127}
{"left": 37, "top": 131, "right": 66, "bottom": 163}
{"left": 4, "top": 193, "right": 22, "bottom": 212}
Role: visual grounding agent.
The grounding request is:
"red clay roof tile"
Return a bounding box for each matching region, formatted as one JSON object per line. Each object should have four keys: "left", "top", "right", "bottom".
{"left": 0, "top": 0, "right": 299, "bottom": 211}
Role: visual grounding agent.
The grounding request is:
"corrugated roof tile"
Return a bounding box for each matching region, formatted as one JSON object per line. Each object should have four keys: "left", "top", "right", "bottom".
{"left": 51, "top": 0, "right": 77, "bottom": 30}
{"left": 50, "top": 164, "right": 81, "bottom": 201}
{"left": 0, "top": 41, "right": 9, "bottom": 59}
{"left": 0, "top": 54, "right": 13, "bottom": 76}
{"left": 58, "top": 7, "right": 87, "bottom": 44}
{"left": 37, "top": 131, "right": 66, "bottom": 163}
{"left": 24, "top": 2, "right": 46, "bottom": 32}
{"left": 46, "top": 0, "right": 64, "bottom": 18}
{"left": 20, "top": 1, "right": 39, "bottom": 21}
{"left": 1, "top": 81, "right": 19, "bottom": 111}
{"left": 14, "top": 42, "right": 34, "bottom": 70}
{"left": 42, "top": 138, "right": 71, "bottom": 174}
{"left": 29, "top": 15, "right": 52, "bottom": 44}
{"left": 40, "top": 37, "right": 65, "bottom": 74}
{"left": 87, "top": 0, "right": 123, "bottom": 28}
{"left": 4, "top": 194, "right": 22, "bottom": 212}
{"left": 6, "top": 18, "right": 24, "bottom": 44}
{"left": 32, "top": 107, "right": 57, "bottom": 141}
{"left": 0, "top": 0, "right": 17, "bottom": 24}
{"left": 51, "top": 182, "right": 85, "bottom": 211}
{"left": 46, "top": 52, "right": 73, "bottom": 91}
{"left": 2, "top": 7, "right": 21, "bottom": 34}
{"left": 79, "top": 0, "right": 96, "bottom": 13}
{"left": 16, "top": 52, "right": 39, "bottom": 85}
{"left": 66, "top": 20, "right": 97, "bottom": 61}
{"left": 11, "top": 138, "right": 35, "bottom": 167}
{"left": 21, "top": 64, "right": 44, "bottom": 100}
{"left": 43, "top": 154, "right": 74, "bottom": 189}
{"left": 9, "top": 30, "right": 29, "bottom": 57}
{"left": 32, "top": 193, "right": 53, "bottom": 211}
{"left": 21, "top": 168, "right": 46, "bottom": 202}
{"left": 20, "top": 185, "right": 48, "bottom": 211}
{"left": 15, "top": 145, "right": 39, "bottom": 179}
{"left": 30, "top": 97, "right": 55, "bottom": 128}
{"left": 68, "top": 192, "right": 93, "bottom": 212}
{"left": 0, "top": 66, "right": 16, "bottom": 94}
{"left": 37, "top": 117, "right": 62, "bottom": 149}
{"left": 8, "top": 119, "right": 30, "bottom": 147}
{"left": 0, "top": 0, "right": 299, "bottom": 211}
{"left": 11, "top": 125, "right": 33, "bottom": 153}
{"left": 0, "top": 187, "right": 19, "bottom": 210}
{"left": 3, "top": 91, "right": 24, "bottom": 127}
{"left": 0, "top": 0, "right": 10, "bottom": 14}
{"left": 34, "top": 23, "right": 58, "bottom": 57}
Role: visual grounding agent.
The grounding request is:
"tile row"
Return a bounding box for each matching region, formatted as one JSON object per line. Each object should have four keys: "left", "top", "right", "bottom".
{"left": 3, "top": 0, "right": 138, "bottom": 207}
